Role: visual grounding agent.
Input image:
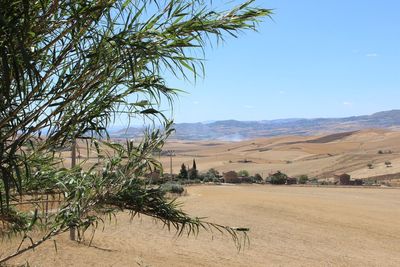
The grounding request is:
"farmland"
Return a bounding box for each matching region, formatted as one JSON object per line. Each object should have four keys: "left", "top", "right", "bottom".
{"left": 159, "top": 129, "right": 400, "bottom": 184}
{"left": 2, "top": 185, "right": 400, "bottom": 266}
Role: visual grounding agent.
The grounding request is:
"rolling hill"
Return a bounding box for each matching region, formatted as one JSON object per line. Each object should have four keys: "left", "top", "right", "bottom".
{"left": 158, "top": 129, "right": 400, "bottom": 182}
{"left": 111, "top": 110, "right": 400, "bottom": 140}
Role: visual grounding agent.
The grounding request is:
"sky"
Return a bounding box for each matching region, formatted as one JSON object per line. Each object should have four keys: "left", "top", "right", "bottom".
{"left": 161, "top": 0, "right": 400, "bottom": 123}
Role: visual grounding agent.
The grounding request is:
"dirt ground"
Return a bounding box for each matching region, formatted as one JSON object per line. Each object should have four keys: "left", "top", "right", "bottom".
{"left": 2, "top": 185, "right": 400, "bottom": 266}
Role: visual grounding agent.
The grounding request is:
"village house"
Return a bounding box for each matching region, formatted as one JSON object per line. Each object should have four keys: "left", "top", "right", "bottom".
{"left": 223, "top": 171, "right": 240, "bottom": 183}
{"left": 333, "top": 173, "right": 363, "bottom": 186}
{"left": 286, "top": 177, "right": 298, "bottom": 185}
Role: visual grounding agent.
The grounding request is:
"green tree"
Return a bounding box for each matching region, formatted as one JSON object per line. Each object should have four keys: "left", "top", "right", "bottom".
{"left": 189, "top": 159, "right": 198, "bottom": 180}
{"left": 269, "top": 171, "right": 288, "bottom": 185}
{"left": 203, "top": 168, "right": 220, "bottom": 182}
{"left": 0, "top": 0, "right": 270, "bottom": 262}
{"left": 238, "top": 170, "right": 250, "bottom": 177}
{"left": 253, "top": 173, "right": 263, "bottom": 183}
{"left": 207, "top": 168, "right": 220, "bottom": 178}
{"left": 178, "top": 163, "right": 188, "bottom": 179}
{"left": 298, "top": 175, "right": 309, "bottom": 184}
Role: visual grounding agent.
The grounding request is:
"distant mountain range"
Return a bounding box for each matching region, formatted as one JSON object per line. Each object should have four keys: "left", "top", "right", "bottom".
{"left": 111, "top": 110, "right": 400, "bottom": 141}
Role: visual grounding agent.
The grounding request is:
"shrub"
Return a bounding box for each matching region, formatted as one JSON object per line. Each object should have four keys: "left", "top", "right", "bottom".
{"left": 298, "top": 175, "right": 309, "bottom": 184}
{"left": 180, "top": 179, "right": 201, "bottom": 185}
{"left": 160, "top": 182, "right": 185, "bottom": 195}
{"left": 203, "top": 175, "right": 221, "bottom": 184}
{"left": 203, "top": 168, "right": 220, "bottom": 182}
{"left": 207, "top": 168, "right": 220, "bottom": 177}
{"left": 203, "top": 176, "right": 212, "bottom": 183}
{"left": 212, "top": 178, "right": 222, "bottom": 184}
{"left": 238, "top": 170, "right": 250, "bottom": 177}
{"left": 197, "top": 173, "right": 206, "bottom": 181}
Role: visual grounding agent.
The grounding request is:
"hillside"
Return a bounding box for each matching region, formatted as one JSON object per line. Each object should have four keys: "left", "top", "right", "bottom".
{"left": 111, "top": 110, "right": 400, "bottom": 140}
{"left": 158, "top": 129, "right": 400, "bottom": 182}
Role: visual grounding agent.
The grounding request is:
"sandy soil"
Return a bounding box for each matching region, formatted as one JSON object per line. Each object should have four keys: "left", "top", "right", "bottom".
{"left": 2, "top": 185, "right": 400, "bottom": 266}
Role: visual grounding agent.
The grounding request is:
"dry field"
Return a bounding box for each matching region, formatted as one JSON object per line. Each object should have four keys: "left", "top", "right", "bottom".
{"left": 55, "top": 129, "right": 400, "bottom": 183}
{"left": 160, "top": 129, "right": 400, "bottom": 182}
{"left": 2, "top": 185, "right": 400, "bottom": 266}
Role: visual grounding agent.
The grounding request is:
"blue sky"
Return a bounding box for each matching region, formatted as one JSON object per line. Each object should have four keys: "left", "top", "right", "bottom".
{"left": 165, "top": 0, "right": 400, "bottom": 123}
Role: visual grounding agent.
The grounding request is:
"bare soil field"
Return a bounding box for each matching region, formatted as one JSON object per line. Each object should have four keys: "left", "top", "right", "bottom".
{"left": 54, "top": 129, "right": 400, "bottom": 183}
{"left": 2, "top": 185, "right": 400, "bottom": 266}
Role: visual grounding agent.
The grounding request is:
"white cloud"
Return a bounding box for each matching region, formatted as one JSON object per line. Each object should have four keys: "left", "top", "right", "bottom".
{"left": 343, "top": 101, "right": 353, "bottom": 106}
{"left": 366, "top": 53, "right": 378, "bottom": 57}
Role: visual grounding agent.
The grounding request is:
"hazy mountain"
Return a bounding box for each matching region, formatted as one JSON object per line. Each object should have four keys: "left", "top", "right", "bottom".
{"left": 111, "top": 110, "right": 400, "bottom": 140}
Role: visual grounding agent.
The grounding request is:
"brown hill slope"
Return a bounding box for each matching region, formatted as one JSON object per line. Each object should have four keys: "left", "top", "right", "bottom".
{"left": 159, "top": 129, "right": 400, "bottom": 181}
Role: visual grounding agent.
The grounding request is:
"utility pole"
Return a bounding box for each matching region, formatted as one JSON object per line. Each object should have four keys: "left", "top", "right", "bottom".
{"left": 70, "top": 139, "right": 76, "bottom": 241}
{"left": 166, "top": 150, "right": 175, "bottom": 181}
{"left": 170, "top": 154, "right": 172, "bottom": 178}
{"left": 71, "top": 139, "right": 76, "bottom": 169}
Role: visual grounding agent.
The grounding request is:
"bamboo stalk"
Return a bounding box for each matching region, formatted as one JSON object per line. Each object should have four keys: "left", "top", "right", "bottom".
{"left": 70, "top": 139, "right": 76, "bottom": 241}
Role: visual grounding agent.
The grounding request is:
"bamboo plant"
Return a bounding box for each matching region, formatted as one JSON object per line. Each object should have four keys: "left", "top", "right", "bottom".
{"left": 0, "top": 0, "right": 271, "bottom": 262}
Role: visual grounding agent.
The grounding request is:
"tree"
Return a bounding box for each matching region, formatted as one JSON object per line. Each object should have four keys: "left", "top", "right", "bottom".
{"left": 189, "top": 159, "right": 198, "bottom": 180}
{"left": 238, "top": 170, "right": 250, "bottom": 177}
{"left": 385, "top": 161, "right": 392, "bottom": 168}
{"left": 298, "top": 175, "right": 309, "bottom": 184}
{"left": 203, "top": 168, "right": 220, "bottom": 182}
{"left": 207, "top": 168, "right": 220, "bottom": 178}
{"left": 269, "top": 171, "right": 288, "bottom": 185}
{"left": 0, "top": 0, "right": 270, "bottom": 262}
{"left": 253, "top": 173, "right": 263, "bottom": 183}
{"left": 367, "top": 163, "right": 373, "bottom": 169}
{"left": 178, "top": 163, "right": 188, "bottom": 179}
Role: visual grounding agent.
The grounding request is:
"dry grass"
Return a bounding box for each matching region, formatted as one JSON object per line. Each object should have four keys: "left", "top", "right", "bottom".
{"left": 2, "top": 185, "right": 400, "bottom": 266}
{"left": 3, "top": 130, "right": 400, "bottom": 265}
{"left": 160, "top": 129, "right": 400, "bottom": 182}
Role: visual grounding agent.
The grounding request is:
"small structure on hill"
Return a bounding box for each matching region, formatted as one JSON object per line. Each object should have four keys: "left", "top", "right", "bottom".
{"left": 239, "top": 176, "right": 252, "bottom": 183}
{"left": 286, "top": 177, "right": 298, "bottom": 185}
{"left": 333, "top": 173, "right": 364, "bottom": 186}
{"left": 223, "top": 171, "right": 240, "bottom": 183}
{"left": 334, "top": 173, "right": 351, "bottom": 185}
